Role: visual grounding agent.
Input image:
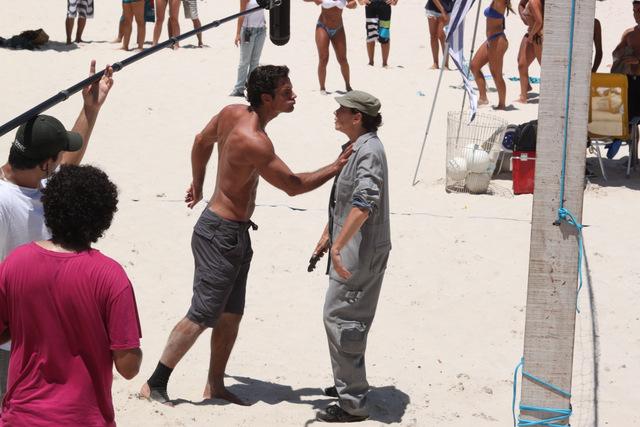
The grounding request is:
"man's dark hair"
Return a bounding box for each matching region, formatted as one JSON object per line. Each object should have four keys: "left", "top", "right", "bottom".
{"left": 42, "top": 165, "right": 119, "bottom": 251}
{"left": 246, "top": 65, "right": 290, "bottom": 110}
{"left": 8, "top": 146, "right": 57, "bottom": 170}
{"left": 351, "top": 108, "right": 383, "bottom": 133}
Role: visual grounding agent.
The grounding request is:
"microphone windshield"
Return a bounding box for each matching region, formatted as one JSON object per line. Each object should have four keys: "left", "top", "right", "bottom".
{"left": 269, "top": 0, "right": 290, "bottom": 46}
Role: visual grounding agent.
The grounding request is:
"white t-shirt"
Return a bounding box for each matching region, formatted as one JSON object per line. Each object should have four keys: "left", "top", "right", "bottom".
{"left": 243, "top": 0, "right": 266, "bottom": 28}
{"left": 0, "top": 178, "right": 50, "bottom": 351}
{"left": 0, "top": 179, "right": 50, "bottom": 261}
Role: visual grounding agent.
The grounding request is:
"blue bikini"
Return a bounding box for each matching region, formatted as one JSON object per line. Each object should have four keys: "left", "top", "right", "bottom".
{"left": 484, "top": 5, "right": 505, "bottom": 43}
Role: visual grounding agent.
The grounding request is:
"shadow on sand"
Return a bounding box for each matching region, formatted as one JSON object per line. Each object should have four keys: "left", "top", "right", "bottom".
{"left": 171, "top": 375, "right": 410, "bottom": 424}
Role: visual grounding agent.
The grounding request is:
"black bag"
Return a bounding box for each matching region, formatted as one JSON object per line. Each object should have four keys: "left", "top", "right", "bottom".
{"left": 513, "top": 119, "right": 538, "bottom": 152}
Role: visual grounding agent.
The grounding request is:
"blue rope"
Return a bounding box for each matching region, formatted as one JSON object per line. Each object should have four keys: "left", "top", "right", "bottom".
{"left": 513, "top": 358, "right": 572, "bottom": 427}
{"left": 557, "top": 207, "right": 585, "bottom": 312}
{"left": 557, "top": 0, "right": 578, "bottom": 211}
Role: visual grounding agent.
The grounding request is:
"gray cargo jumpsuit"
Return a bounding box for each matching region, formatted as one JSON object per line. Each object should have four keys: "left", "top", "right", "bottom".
{"left": 324, "top": 131, "right": 391, "bottom": 417}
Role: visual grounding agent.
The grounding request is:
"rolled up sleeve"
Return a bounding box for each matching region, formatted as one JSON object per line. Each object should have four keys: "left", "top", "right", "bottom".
{"left": 352, "top": 151, "right": 384, "bottom": 213}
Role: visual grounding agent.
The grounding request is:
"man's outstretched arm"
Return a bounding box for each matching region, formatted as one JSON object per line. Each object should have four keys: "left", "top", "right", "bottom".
{"left": 251, "top": 138, "right": 353, "bottom": 196}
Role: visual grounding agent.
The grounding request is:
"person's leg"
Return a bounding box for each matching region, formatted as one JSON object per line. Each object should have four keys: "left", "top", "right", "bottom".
{"left": 331, "top": 28, "right": 352, "bottom": 92}
{"left": 193, "top": 19, "right": 203, "bottom": 46}
{"left": 365, "top": 5, "right": 377, "bottom": 66}
{"left": 153, "top": 0, "right": 167, "bottom": 45}
{"left": 140, "top": 316, "right": 207, "bottom": 403}
{"left": 437, "top": 17, "right": 449, "bottom": 68}
{"left": 202, "top": 313, "right": 246, "bottom": 405}
{"left": 232, "top": 29, "right": 253, "bottom": 95}
{"left": 66, "top": 17, "right": 75, "bottom": 44}
{"left": 533, "top": 39, "right": 543, "bottom": 64}
{"left": 75, "top": 17, "right": 87, "bottom": 42}
{"left": 488, "top": 37, "right": 508, "bottom": 109}
{"left": 132, "top": 0, "right": 146, "bottom": 50}
{"left": 470, "top": 42, "right": 490, "bottom": 105}
{"left": 427, "top": 16, "right": 439, "bottom": 69}
{"left": 248, "top": 27, "right": 267, "bottom": 74}
{"left": 315, "top": 24, "right": 331, "bottom": 92}
{"left": 377, "top": 4, "right": 391, "bottom": 67}
{"left": 320, "top": 273, "right": 385, "bottom": 420}
{"left": 203, "top": 227, "right": 252, "bottom": 405}
{"left": 122, "top": 3, "right": 134, "bottom": 51}
{"left": 114, "top": 13, "right": 125, "bottom": 43}
{"left": 168, "top": 0, "right": 181, "bottom": 47}
{"left": 516, "top": 35, "right": 535, "bottom": 103}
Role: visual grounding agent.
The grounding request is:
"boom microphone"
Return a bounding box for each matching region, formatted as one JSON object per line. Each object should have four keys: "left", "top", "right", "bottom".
{"left": 269, "top": 0, "right": 290, "bottom": 46}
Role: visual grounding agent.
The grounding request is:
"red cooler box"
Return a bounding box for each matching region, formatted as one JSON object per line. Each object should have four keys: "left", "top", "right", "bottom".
{"left": 512, "top": 151, "right": 536, "bottom": 194}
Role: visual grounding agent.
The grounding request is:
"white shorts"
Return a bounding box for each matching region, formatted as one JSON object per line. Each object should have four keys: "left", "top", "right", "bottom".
{"left": 425, "top": 9, "right": 441, "bottom": 18}
{"left": 183, "top": 0, "right": 198, "bottom": 20}
{"left": 67, "top": 0, "right": 94, "bottom": 18}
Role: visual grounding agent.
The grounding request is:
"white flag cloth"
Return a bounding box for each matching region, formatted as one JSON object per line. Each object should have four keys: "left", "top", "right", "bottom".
{"left": 446, "top": 0, "right": 478, "bottom": 120}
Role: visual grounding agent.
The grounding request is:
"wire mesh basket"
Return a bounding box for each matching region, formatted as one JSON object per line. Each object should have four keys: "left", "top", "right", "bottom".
{"left": 445, "top": 111, "right": 509, "bottom": 193}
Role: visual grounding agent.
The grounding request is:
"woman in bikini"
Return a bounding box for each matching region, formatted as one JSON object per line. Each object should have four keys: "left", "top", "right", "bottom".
{"left": 515, "top": 0, "right": 543, "bottom": 103}
{"left": 305, "top": 0, "right": 357, "bottom": 94}
{"left": 470, "top": 0, "right": 513, "bottom": 109}
{"left": 425, "top": 0, "right": 453, "bottom": 70}
{"left": 153, "top": 0, "right": 181, "bottom": 48}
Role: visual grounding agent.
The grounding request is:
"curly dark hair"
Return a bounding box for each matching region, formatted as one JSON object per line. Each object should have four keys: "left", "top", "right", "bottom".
{"left": 350, "top": 108, "right": 383, "bottom": 133}
{"left": 246, "top": 65, "right": 290, "bottom": 110}
{"left": 42, "top": 165, "right": 119, "bottom": 251}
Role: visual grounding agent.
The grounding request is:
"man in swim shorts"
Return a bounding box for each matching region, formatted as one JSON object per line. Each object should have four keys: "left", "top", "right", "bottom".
{"left": 66, "top": 0, "right": 94, "bottom": 44}
{"left": 183, "top": 0, "right": 204, "bottom": 47}
{"left": 359, "top": 0, "right": 398, "bottom": 67}
{"left": 140, "top": 65, "right": 353, "bottom": 406}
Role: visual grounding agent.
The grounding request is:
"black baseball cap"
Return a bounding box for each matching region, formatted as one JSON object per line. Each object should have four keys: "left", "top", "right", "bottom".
{"left": 12, "top": 115, "right": 83, "bottom": 160}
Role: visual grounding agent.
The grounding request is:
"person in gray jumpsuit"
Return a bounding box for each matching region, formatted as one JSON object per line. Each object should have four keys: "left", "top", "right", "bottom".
{"left": 313, "top": 90, "right": 391, "bottom": 423}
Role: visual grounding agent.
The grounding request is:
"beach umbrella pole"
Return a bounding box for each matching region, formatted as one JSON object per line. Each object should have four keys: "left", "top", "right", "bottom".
{"left": 0, "top": 0, "right": 281, "bottom": 138}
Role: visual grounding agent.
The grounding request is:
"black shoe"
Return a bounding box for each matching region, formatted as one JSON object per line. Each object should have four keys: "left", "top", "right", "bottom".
{"left": 316, "top": 404, "right": 368, "bottom": 423}
{"left": 324, "top": 386, "right": 338, "bottom": 398}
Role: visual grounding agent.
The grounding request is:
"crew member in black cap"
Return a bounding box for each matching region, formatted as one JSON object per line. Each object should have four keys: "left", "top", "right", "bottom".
{"left": 0, "top": 60, "right": 114, "bottom": 400}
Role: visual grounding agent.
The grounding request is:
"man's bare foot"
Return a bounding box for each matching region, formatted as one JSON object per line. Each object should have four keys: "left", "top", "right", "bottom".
{"left": 66, "top": 39, "right": 73, "bottom": 45}
{"left": 515, "top": 95, "right": 528, "bottom": 104}
{"left": 203, "top": 383, "right": 249, "bottom": 406}
{"left": 493, "top": 104, "right": 507, "bottom": 110}
{"left": 368, "top": 61, "right": 374, "bottom": 66}
{"left": 75, "top": 38, "right": 86, "bottom": 43}
{"left": 139, "top": 382, "right": 174, "bottom": 406}
{"left": 478, "top": 98, "right": 489, "bottom": 106}
{"left": 346, "top": 86, "right": 353, "bottom": 92}
{"left": 430, "top": 63, "right": 439, "bottom": 69}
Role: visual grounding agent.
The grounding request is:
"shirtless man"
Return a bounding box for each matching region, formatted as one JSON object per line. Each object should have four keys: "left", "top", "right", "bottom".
{"left": 140, "top": 65, "right": 352, "bottom": 405}
{"left": 613, "top": 1, "right": 640, "bottom": 119}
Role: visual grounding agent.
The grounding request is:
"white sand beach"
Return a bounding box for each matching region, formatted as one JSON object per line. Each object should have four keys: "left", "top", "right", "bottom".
{"left": 1, "top": 0, "right": 639, "bottom": 425}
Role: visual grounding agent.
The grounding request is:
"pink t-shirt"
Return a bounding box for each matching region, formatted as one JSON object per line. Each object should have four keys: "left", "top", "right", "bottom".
{"left": 0, "top": 243, "right": 142, "bottom": 427}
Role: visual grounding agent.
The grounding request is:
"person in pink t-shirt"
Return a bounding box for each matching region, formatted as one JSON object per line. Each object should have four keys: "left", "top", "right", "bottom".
{"left": 0, "top": 165, "right": 142, "bottom": 426}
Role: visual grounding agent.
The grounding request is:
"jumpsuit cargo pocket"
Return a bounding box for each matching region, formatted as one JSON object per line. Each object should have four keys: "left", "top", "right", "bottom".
{"left": 338, "top": 321, "right": 367, "bottom": 354}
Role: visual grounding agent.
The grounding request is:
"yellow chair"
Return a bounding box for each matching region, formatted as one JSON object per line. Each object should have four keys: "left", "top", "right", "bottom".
{"left": 588, "top": 73, "right": 637, "bottom": 180}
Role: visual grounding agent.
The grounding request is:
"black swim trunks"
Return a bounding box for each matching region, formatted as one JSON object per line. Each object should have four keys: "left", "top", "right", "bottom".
{"left": 186, "top": 209, "right": 256, "bottom": 328}
{"left": 365, "top": 0, "right": 391, "bottom": 43}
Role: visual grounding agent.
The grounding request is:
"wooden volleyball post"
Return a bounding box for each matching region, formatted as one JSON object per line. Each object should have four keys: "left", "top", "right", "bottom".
{"left": 519, "top": 0, "right": 596, "bottom": 424}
